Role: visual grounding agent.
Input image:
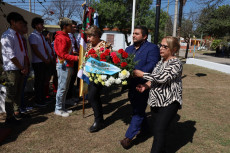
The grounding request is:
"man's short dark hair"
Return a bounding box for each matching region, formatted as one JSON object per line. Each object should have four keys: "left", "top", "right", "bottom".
{"left": 31, "top": 17, "right": 44, "bottom": 29}
{"left": 135, "top": 25, "right": 148, "bottom": 38}
{"left": 72, "top": 20, "right": 77, "bottom": 25}
{"left": 7, "top": 12, "right": 24, "bottom": 25}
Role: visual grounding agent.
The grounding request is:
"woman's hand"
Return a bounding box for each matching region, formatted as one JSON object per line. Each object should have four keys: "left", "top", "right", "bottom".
{"left": 133, "top": 70, "right": 144, "bottom": 78}
{"left": 136, "top": 84, "right": 147, "bottom": 93}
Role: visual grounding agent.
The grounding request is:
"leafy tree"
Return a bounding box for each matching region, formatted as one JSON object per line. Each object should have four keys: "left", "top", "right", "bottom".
{"left": 196, "top": 5, "right": 230, "bottom": 38}
{"left": 91, "top": 0, "right": 170, "bottom": 45}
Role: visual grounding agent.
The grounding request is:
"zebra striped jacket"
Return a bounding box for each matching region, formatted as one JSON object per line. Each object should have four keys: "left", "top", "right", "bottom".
{"left": 143, "top": 58, "right": 183, "bottom": 108}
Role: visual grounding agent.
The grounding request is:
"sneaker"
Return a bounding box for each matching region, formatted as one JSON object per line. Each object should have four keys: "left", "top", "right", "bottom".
{"left": 63, "top": 109, "right": 73, "bottom": 114}
{"left": 54, "top": 110, "right": 69, "bottom": 117}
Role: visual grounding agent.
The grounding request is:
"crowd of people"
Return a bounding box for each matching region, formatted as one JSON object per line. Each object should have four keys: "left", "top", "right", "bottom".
{"left": 1, "top": 11, "right": 183, "bottom": 153}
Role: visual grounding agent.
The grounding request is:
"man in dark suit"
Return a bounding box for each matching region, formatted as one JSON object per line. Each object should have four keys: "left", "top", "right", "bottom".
{"left": 120, "top": 26, "right": 160, "bottom": 149}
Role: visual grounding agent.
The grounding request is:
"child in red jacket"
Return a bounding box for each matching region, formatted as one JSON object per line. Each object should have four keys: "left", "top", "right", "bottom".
{"left": 54, "top": 18, "right": 78, "bottom": 117}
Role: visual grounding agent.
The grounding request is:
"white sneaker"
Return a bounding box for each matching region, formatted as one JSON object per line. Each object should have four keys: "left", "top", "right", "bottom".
{"left": 54, "top": 110, "right": 69, "bottom": 117}
{"left": 63, "top": 109, "right": 73, "bottom": 114}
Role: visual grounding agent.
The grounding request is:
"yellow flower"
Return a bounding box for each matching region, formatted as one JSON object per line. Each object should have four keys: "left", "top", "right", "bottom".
{"left": 98, "top": 77, "right": 102, "bottom": 82}
{"left": 92, "top": 73, "right": 94, "bottom": 77}
{"left": 101, "top": 81, "right": 105, "bottom": 86}
{"left": 121, "top": 70, "right": 128, "bottom": 76}
{"left": 122, "top": 80, "right": 127, "bottom": 85}
{"left": 89, "top": 77, "right": 93, "bottom": 82}
{"left": 96, "top": 74, "right": 99, "bottom": 77}
{"left": 94, "top": 79, "right": 99, "bottom": 84}
{"left": 88, "top": 73, "right": 91, "bottom": 77}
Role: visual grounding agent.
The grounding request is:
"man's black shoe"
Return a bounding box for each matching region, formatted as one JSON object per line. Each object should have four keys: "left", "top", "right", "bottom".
{"left": 88, "top": 121, "right": 104, "bottom": 133}
{"left": 14, "top": 112, "right": 31, "bottom": 120}
{"left": 5, "top": 117, "right": 21, "bottom": 126}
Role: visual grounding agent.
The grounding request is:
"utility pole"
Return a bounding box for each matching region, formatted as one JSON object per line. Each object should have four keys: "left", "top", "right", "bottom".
{"left": 29, "top": 0, "right": 31, "bottom": 12}
{"left": 178, "top": 0, "right": 184, "bottom": 38}
{"left": 154, "top": 0, "right": 161, "bottom": 44}
{"left": 164, "top": 0, "right": 170, "bottom": 36}
{"left": 131, "top": 0, "right": 136, "bottom": 45}
{"left": 173, "top": 0, "right": 178, "bottom": 37}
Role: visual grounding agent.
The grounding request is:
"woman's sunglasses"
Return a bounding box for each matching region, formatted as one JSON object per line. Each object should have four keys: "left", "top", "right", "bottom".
{"left": 158, "top": 44, "right": 169, "bottom": 49}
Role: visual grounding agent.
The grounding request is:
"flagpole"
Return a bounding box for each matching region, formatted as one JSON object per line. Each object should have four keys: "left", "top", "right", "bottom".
{"left": 131, "top": 0, "right": 136, "bottom": 45}
{"left": 79, "top": 2, "right": 87, "bottom": 117}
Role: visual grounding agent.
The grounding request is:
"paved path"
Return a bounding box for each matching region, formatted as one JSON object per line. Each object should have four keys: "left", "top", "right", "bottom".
{"left": 179, "top": 50, "right": 230, "bottom": 65}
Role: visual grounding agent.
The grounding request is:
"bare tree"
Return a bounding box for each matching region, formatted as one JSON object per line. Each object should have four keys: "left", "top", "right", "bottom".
{"left": 42, "top": 0, "right": 84, "bottom": 24}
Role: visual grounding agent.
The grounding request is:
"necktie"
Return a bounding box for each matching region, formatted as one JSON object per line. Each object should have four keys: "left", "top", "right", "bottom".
{"left": 16, "top": 32, "right": 23, "bottom": 52}
{"left": 22, "top": 37, "right": 29, "bottom": 59}
{"left": 40, "top": 34, "right": 49, "bottom": 56}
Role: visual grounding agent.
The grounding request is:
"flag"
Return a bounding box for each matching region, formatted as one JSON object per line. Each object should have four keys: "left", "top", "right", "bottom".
{"left": 78, "top": 4, "right": 94, "bottom": 97}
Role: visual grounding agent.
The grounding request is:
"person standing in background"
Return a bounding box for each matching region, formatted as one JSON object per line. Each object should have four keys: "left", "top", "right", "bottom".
{"left": 1, "top": 12, "right": 28, "bottom": 125}
{"left": 29, "top": 17, "right": 51, "bottom": 107}
{"left": 54, "top": 18, "right": 78, "bottom": 117}
{"left": 66, "top": 20, "right": 80, "bottom": 105}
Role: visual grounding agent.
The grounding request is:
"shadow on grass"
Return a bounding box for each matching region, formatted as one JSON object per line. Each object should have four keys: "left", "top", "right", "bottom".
{"left": 195, "top": 73, "right": 207, "bottom": 77}
{"left": 0, "top": 116, "right": 48, "bottom": 146}
{"left": 166, "top": 114, "right": 196, "bottom": 153}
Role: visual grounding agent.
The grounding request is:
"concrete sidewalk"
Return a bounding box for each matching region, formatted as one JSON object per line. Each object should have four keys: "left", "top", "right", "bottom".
{"left": 179, "top": 50, "right": 230, "bottom": 65}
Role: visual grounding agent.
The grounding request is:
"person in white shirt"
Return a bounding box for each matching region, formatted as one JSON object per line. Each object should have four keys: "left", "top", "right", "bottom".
{"left": 42, "top": 30, "right": 57, "bottom": 100}
{"left": 66, "top": 20, "right": 80, "bottom": 105}
{"left": 29, "top": 17, "right": 51, "bottom": 107}
{"left": 1, "top": 12, "right": 28, "bottom": 125}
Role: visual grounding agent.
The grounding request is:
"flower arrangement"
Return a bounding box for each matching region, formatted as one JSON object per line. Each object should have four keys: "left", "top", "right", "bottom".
{"left": 83, "top": 48, "right": 136, "bottom": 87}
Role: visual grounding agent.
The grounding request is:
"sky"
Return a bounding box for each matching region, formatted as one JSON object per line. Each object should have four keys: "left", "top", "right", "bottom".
{"left": 4, "top": 0, "right": 230, "bottom": 25}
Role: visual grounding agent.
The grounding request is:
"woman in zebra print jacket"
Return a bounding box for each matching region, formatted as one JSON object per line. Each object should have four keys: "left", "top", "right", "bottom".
{"left": 133, "top": 36, "right": 182, "bottom": 153}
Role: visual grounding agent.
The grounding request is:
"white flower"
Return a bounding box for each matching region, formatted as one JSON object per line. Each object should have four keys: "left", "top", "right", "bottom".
{"left": 105, "top": 80, "right": 111, "bottom": 87}
{"left": 101, "top": 75, "right": 107, "bottom": 80}
{"left": 119, "top": 70, "right": 130, "bottom": 79}
{"left": 115, "top": 78, "right": 122, "bottom": 84}
{"left": 108, "top": 76, "right": 115, "bottom": 84}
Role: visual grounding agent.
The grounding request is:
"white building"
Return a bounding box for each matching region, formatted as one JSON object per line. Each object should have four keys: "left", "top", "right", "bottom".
{"left": 101, "top": 30, "right": 151, "bottom": 50}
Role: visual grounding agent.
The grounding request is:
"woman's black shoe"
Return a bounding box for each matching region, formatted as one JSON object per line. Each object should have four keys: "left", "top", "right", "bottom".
{"left": 88, "top": 121, "right": 104, "bottom": 133}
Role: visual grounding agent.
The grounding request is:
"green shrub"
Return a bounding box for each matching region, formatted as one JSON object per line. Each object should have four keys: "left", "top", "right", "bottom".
{"left": 211, "top": 39, "right": 222, "bottom": 50}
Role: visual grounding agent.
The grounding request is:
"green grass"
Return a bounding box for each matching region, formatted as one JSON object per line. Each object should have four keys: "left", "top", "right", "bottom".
{"left": 0, "top": 64, "right": 230, "bottom": 153}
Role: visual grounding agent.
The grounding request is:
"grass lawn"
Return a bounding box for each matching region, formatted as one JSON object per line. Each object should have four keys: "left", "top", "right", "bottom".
{"left": 0, "top": 64, "right": 230, "bottom": 153}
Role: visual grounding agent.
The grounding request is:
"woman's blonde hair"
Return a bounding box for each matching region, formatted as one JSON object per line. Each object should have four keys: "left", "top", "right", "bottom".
{"left": 164, "top": 36, "right": 180, "bottom": 54}
{"left": 85, "top": 25, "right": 102, "bottom": 38}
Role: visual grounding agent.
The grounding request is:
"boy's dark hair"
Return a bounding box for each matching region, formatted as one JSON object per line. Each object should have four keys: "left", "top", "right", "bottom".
{"left": 135, "top": 25, "right": 148, "bottom": 39}
{"left": 42, "top": 30, "right": 50, "bottom": 37}
{"left": 7, "top": 12, "right": 24, "bottom": 25}
{"left": 72, "top": 20, "right": 77, "bottom": 25}
{"left": 31, "top": 17, "right": 44, "bottom": 29}
{"left": 58, "top": 17, "right": 72, "bottom": 30}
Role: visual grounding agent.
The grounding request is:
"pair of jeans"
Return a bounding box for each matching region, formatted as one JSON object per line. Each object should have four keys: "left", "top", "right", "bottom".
{"left": 55, "top": 64, "right": 73, "bottom": 111}
{"left": 32, "top": 62, "right": 47, "bottom": 104}
{"left": 5, "top": 70, "right": 24, "bottom": 117}
{"left": 125, "top": 88, "right": 149, "bottom": 139}
{"left": 150, "top": 102, "right": 180, "bottom": 153}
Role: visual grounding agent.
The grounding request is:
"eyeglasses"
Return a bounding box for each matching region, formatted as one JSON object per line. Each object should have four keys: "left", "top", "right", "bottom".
{"left": 158, "top": 44, "right": 169, "bottom": 49}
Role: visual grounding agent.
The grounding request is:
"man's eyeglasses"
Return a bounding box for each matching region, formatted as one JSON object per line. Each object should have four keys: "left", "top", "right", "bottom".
{"left": 158, "top": 44, "right": 169, "bottom": 49}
